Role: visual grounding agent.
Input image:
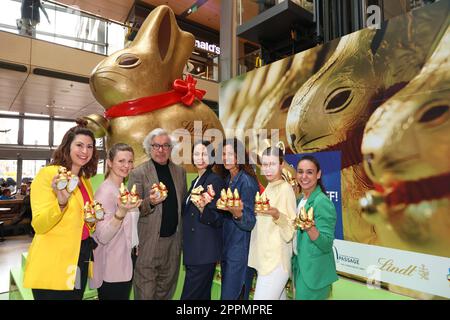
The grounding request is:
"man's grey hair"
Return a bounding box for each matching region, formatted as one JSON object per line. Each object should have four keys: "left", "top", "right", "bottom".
{"left": 143, "top": 128, "right": 176, "bottom": 155}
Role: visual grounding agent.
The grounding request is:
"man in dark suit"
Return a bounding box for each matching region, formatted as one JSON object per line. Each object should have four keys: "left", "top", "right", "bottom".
{"left": 128, "top": 128, "right": 187, "bottom": 300}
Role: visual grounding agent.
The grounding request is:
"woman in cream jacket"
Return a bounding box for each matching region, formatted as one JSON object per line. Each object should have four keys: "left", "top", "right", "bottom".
{"left": 248, "top": 146, "right": 296, "bottom": 299}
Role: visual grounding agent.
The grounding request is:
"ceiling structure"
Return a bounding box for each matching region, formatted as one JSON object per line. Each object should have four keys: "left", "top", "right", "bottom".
{"left": 0, "top": 68, "right": 103, "bottom": 119}
{"left": 56, "top": 0, "right": 223, "bottom": 31}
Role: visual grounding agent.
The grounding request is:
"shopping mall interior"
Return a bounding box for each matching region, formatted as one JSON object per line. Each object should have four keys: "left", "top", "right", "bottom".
{"left": 0, "top": 0, "right": 448, "bottom": 301}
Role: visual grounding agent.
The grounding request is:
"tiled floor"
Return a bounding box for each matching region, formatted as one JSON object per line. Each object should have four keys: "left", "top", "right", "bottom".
{"left": 0, "top": 235, "right": 32, "bottom": 293}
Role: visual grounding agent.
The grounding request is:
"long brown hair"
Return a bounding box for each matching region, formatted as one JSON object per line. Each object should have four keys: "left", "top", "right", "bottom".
{"left": 105, "top": 143, "right": 135, "bottom": 178}
{"left": 220, "top": 138, "right": 258, "bottom": 181}
{"left": 50, "top": 119, "right": 98, "bottom": 178}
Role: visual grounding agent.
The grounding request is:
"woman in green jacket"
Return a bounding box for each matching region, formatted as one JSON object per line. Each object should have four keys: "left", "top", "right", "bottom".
{"left": 292, "top": 155, "right": 338, "bottom": 300}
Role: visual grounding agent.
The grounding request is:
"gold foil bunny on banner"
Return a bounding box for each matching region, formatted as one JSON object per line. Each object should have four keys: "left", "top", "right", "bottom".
{"left": 286, "top": 2, "right": 450, "bottom": 244}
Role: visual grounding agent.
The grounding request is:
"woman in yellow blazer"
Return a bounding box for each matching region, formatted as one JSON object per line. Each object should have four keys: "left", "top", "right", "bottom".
{"left": 23, "top": 119, "right": 99, "bottom": 300}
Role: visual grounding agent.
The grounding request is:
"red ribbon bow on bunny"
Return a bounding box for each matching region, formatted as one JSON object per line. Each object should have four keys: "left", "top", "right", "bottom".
{"left": 105, "top": 74, "right": 207, "bottom": 119}
{"left": 173, "top": 74, "right": 206, "bottom": 106}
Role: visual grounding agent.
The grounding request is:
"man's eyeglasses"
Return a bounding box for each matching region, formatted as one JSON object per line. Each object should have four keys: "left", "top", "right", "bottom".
{"left": 151, "top": 143, "right": 171, "bottom": 151}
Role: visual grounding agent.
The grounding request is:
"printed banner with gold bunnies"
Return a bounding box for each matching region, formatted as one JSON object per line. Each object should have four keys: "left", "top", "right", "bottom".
{"left": 219, "top": 1, "right": 450, "bottom": 298}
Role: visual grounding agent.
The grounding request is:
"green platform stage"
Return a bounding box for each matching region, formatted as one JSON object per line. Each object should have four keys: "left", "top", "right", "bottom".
{"left": 9, "top": 252, "right": 412, "bottom": 300}
{"left": 8, "top": 174, "right": 413, "bottom": 300}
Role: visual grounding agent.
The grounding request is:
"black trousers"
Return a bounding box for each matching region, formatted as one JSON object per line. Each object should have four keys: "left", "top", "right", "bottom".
{"left": 181, "top": 263, "right": 216, "bottom": 300}
{"left": 32, "top": 238, "right": 93, "bottom": 300}
{"left": 97, "top": 248, "right": 138, "bottom": 300}
{"left": 97, "top": 280, "right": 132, "bottom": 300}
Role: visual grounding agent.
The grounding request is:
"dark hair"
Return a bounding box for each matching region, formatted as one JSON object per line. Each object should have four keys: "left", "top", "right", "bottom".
{"left": 2, "top": 189, "right": 11, "bottom": 196}
{"left": 297, "top": 155, "right": 326, "bottom": 193}
{"left": 261, "top": 146, "right": 284, "bottom": 165}
{"left": 105, "top": 143, "right": 134, "bottom": 178}
{"left": 50, "top": 119, "right": 99, "bottom": 178}
{"left": 192, "top": 140, "right": 214, "bottom": 170}
{"left": 219, "top": 138, "right": 258, "bottom": 181}
{"left": 192, "top": 140, "right": 227, "bottom": 178}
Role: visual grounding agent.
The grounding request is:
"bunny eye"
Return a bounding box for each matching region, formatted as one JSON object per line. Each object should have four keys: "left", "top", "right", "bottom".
{"left": 417, "top": 103, "right": 449, "bottom": 127}
{"left": 117, "top": 54, "right": 141, "bottom": 68}
{"left": 280, "top": 95, "right": 294, "bottom": 111}
{"left": 325, "top": 88, "right": 353, "bottom": 114}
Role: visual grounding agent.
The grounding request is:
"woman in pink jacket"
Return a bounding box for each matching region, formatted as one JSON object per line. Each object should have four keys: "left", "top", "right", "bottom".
{"left": 91, "top": 143, "right": 142, "bottom": 300}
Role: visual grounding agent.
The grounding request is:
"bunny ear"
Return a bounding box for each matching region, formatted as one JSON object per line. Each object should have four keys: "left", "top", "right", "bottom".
{"left": 131, "top": 6, "right": 175, "bottom": 62}
{"left": 131, "top": 5, "right": 194, "bottom": 80}
{"left": 155, "top": 8, "right": 174, "bottom": 62}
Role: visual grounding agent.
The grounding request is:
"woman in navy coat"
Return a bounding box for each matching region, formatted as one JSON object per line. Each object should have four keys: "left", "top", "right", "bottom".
{"left": 181, "top": 140, "right": 225, "bottom": 299}
{"left": 219, "top": 138, "right": 259, "bottom": 300}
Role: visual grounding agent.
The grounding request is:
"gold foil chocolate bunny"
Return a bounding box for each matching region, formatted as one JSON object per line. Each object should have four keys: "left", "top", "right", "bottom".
{"left": 55, "top": 166, "right": 79, "bottom": 193}
{"left": 129, "top": 184, "right": 140, "bottom": 204}
{"left": 261, "top": 193, "right": 270, "bottom": 211}
{"left": 233, "top": 189, "right": 241, "bottom": 207}
{"left": 159, "top": 182, "right": 168, "bottom": 198}
{"left": 151, "top": 182, "right": 168, "bottom": 200}
{"left": 294, "top": 207, "right": 315, "bottom": 230}
{"left": 254, "top": 192, "right": 262, "bottom": 212}
{"left": 83, "top": 201, "right": 96, "bottom": 224}
{"left": 119, "top": 182, "right": 129, "bottom": 204}
{"left": 92, "top": 200, "right": 105, "bottom": 221}
{"left": 226, "top": 188, "right": 234, "bottom": 207}
{"left": 190, "top": 185, "right": 204, "bottom": 205}
{"left": 55, "top": 167, "right": 69, "bottom": 190}
{"left": 202, "top": 184, "right": 215, "bottom": 204}
{"left": 282, "top": 168, "right": 298, "bottom": 190}
{"left": 65, "top": 171, "right": 79, "bottom": 193}
{"left": 216, "top": 189, "right": 228, "bottom": 210}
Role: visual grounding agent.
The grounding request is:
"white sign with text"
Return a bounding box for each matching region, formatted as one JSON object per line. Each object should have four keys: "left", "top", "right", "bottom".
{"left": 333, "top": 239, "right": 450, "bottom": 298}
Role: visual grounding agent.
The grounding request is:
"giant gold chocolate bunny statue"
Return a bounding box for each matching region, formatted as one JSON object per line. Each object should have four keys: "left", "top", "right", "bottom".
{"left": 285, "top": 1, "right": 449, "bottom": 244}
{"left": 83, "top": 5, "right": 223, "bottom": 166}
{"left": 360, "top": 25, "right": 450, "bottom": 259}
